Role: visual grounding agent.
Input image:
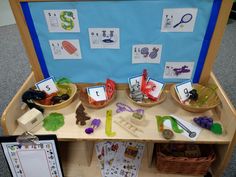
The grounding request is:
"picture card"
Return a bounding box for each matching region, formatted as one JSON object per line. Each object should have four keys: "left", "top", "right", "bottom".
{"left": 87, "top": 86, "right": 107, "bottom": 102}
{"left": 35, "top": 77, "right": 58, "bottom": 94}
{"left": 161, "top": 8, "right": 198, "bottom": 32}
{"left": 44, "top": 9, "right": 80, "bottom": 32}
{"left": 175, "top": 80, "right": 193, "bottom": 102}
{"left": 132, "top": 44, "right": 162, "bottom": 64}
{"left": 88, "top": 28, "right": 120, "bottom": 49}
{"left": 164, "top": 115, "right": 201, "bottom": 141}
{"left": 128, "top": 75, "right": 143, "bottom": 91}
{"left": 147, "top": 79, "right": 165, "bottom": 99}
{"left": 49, "top": 40, "right": 82, "bottom": 59}
{"left": 163, "top": 61, "right": 194, "bottom": 79}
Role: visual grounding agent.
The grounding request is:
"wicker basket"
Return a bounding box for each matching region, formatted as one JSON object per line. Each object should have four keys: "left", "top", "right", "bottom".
{"left": 126, "top": 89, "right": 167, "bottom": 107}
{"left": 156, "top": 144, "right": 216, "bottom": 175}
{"left": 78, "top": 86, "right": 116, "bottom": 109}
{"left": 170, "top": 84, "right": 221, "bottom": 113}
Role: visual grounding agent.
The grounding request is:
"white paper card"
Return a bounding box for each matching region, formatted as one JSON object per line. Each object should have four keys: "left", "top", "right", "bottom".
{"left": 161, "top": 8, "right": 198, "bottom": 32}
{"left": 88, "top": 28, "right": 120, "bottom": 49}
{"left": 49, "top": 40, "right": 82, "bottom": 59}
{"left": 87, "top": 86, "right": 107, "bottom": 102}
{"left": 132, "top": 44, "right": 162, "bottom": 63}
{"left": 164, "top": 115, "right": 201, "bottom": 141}
{"left": 163, "top": 62, "right": 194, "bottom": 79}
{"left": 147, "top": 79, "right": 165, "bottom": 99}
{"left": 128, "top": 75, "right": 142, "bottom": 91}
{"left": 2, "top": 140, "right": 63, "bottom": 177}
{"left": 175, "top": 80, "right": 193, "bottom": 102}
{"left": 44, "top": 9, "right": 80, "bottom": 32}
{"left": 35, "top": 77, "right": 58, "bottom": 94}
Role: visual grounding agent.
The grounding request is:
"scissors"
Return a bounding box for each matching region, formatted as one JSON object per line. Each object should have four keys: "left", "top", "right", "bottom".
{"left": 173, "top": 13, "right": 193, "bottom": 28}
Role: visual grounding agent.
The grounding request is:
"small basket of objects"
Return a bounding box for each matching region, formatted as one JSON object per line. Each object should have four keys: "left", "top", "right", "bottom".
{"left": 78, "top": 79, "right": 116, "bottom": 109}
{"left": 156, "top": 143, "right": 216, "bottom": 175}
{"left": 127, "top": 69, "right": 166, "bottom": 107}
{"left": 22, "top": 78, "right": 77, "bottom": 112}
{"left": 170, "top": 82, "right": 220, "bottom": 113}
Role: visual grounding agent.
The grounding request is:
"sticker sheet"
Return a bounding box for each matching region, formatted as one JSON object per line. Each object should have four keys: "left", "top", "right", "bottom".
{"left": 161, "top": 8, "right": 198, "bottom": 32}
{"left": 95, "top": 142, "right": 145, "bottom": 177}
{"left": 88, "top": 28, "right": 120, "bottom": 49}
{"left": 1, "top": 140, "right": 63, "bottom": 177}
{"left": 95, "top": 142, "right": 105, "bottom": 177}
{"left": 132, "top": 45, "right": 162, "bottom": 64}
{"left": 163, "top": 62, "right": 194, "bottom": 79}
{"left": 49, "top": 40, "right": 82, "bottom": 59}
{"left": 44, "top": 9, "right": 80, "bottom": 32}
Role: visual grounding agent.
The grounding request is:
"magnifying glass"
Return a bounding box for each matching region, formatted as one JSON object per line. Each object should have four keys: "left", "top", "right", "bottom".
{"left": 173, "top": 13, "right": 193, "bottom": 28}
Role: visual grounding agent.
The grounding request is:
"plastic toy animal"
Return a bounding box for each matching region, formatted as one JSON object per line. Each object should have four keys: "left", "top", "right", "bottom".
{"left": 22, "top": 88, "right": 46, "bottom": 113}
{"left": 75, "top": 104, "right": 90, "bottom": 126}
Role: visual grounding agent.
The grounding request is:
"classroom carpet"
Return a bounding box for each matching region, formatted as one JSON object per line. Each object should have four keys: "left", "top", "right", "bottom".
{"left": 0, "top": 21, "right": 235, "bottom": 176}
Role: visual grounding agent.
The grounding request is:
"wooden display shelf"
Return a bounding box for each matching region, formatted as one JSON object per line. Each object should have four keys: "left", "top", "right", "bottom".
{"left": 12, "top": 88, "right": 232, "bottom": 144}
{"left": 1, "top": 72, "right": 236, "bottom": 177}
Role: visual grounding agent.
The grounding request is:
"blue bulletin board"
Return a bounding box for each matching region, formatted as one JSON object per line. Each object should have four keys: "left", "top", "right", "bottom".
{"left": 20, "top": 0, "right": 221, "bottom": 83}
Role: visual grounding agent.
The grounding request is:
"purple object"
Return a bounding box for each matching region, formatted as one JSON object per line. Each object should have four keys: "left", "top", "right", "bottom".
{"left": 116, "top": 102, "right": 144, "bottom": 115}
{"left": 173, "top": 65, "right": 191, "bottom": 76}
{"left": 85, "top": 119, "right": 101, "bottom": 134}
{"left": 85, "top": 127, "right": 94, "bottom": 134}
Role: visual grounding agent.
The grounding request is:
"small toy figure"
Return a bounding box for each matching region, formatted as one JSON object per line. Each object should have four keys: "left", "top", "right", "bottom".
{"left": 85, "top": 119, "right": 101, "bottom": 134}
{"left": 75, "top": 104, "right": 91, "bottom": 126}
{"left": 189, "top": 89, "right": 198, "bottom": 101}
{"left": 22, "top": 88, "right": 46, "bottom": 113}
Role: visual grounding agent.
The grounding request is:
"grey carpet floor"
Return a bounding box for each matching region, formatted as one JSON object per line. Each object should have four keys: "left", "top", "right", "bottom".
{"left": 0, "top": 22, "right": 235, "bottom": 176}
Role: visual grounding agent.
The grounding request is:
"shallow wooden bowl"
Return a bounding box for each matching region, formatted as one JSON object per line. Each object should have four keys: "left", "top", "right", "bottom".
{"left": 170, "top": 84, "right": 221, "bottom": 113}
{"left": 34, "top": 83, "right": 77, "bottom": 110}
{"left": 78, "top": 87, "right": 116, "bottom": 109}
{"left": 126, "top": 89, "right": 167, "bottom": 107}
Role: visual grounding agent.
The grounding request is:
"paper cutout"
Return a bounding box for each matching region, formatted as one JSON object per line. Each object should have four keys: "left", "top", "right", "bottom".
{"left": 87, "top": 86, "right": 107, "bottom": 102}
{"left": 132, "top": 44, "right": 162, "bottom": 63}
{"left": 44, "top": 9, "right": 80, "bottom": 32}
{"left": 147, "top": 79, "right": 165, "bottom": 99}
{"left": 163, "top": 62, "right": 194, "bottom": 79}
{"left": 175, "top": 80, "right": 193, "bottom": 102}
{"left": 88, "top": 28, "right": 120, "bottom": 49}
{"left": 49, "top": 40, "right": 82, "bottom": 59}
{"left": 161, "top": 8, "right": 198, "bottom": 32}
{"left": 35, "top": 77, "right": 58, "bottom": 94}
{"left": 164, "top": 115, "right": 201, "bottom": 141}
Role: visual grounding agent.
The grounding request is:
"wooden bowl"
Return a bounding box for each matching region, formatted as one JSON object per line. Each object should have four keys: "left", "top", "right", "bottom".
{"left": 34, "top": 83, "right": 77, "bottom": 110}
{"left": 170, "top": 84, "right": 220, "bottom": 113}
{"left": 78, "top": 87, "right": 116, "bottom": 109}
{"left": 126, "top": 89, "right": 167, "bottom": 107}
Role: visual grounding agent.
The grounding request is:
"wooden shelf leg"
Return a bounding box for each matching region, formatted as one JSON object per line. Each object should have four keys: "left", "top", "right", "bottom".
{"left": 146, "top": 142, "right": 154, "bottom": 168}
{"left": 85, "top": 141, "right": 94, "bottom": 166}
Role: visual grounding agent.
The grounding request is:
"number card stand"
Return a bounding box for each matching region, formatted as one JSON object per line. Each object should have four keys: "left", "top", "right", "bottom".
{"left": 0, "top": 133, "right": 64, "bottom": 177}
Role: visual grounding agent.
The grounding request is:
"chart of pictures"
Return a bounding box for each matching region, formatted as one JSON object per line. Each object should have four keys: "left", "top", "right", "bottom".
{"left": 24, "top": 0, "right": 214, "bottom": 83}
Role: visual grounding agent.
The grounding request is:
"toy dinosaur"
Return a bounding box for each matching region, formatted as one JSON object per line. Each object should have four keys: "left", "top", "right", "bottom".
{"left": 75, "top": 104, "right": 90, "bottom": 126}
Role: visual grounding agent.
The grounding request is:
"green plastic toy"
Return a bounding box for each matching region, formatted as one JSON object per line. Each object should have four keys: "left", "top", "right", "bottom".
{"left": 43, "top": 113, "right": 65, "bottom": 131}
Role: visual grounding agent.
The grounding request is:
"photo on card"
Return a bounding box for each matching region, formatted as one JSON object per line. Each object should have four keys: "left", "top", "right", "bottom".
{"left": 163, "top": 61, "right": 194, "bottom": 79}
{"left": 132, "top": 44, "right": 162, "bottom": 64}
{"left": 128, "top": 75, "right": 143, "bottom": 91}
{"left": 175, "top": 80, "right": 193, "bottom": 102}
{"left": 87, "top": 86, "right": 107, "bottom": 102}
{"left": 147, "top": 78, "right": 165, "bottom": 99}
{"left": 49, "top": 40, "right": 82, "bottom": 59}
{"left": 161, "top": 8, "right": 198, "bottom": 32}
{"left": 88, "top": 28, "right": 120, "bottom": 49}
{"left": 44, "top": 9, "right": 80, "bottom": 32}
